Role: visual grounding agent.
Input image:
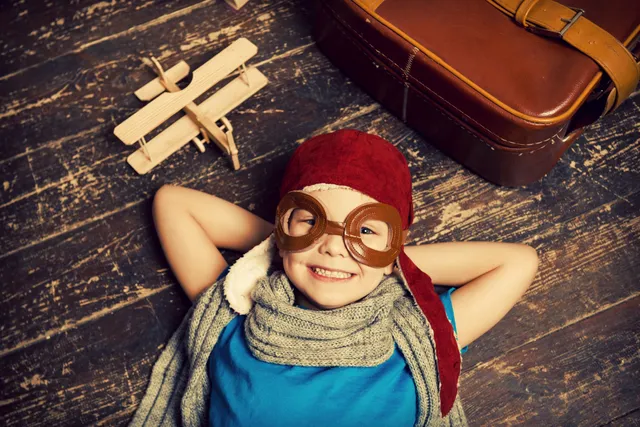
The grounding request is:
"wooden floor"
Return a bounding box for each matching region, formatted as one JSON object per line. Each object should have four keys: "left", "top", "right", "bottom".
{"left": 1, "top": 1, "right": 638, "bottom": 426}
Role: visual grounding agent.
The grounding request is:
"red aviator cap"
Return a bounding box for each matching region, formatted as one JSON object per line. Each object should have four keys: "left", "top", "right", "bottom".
{"left": 278, "top": 129, "right": 461, "bottom": 416}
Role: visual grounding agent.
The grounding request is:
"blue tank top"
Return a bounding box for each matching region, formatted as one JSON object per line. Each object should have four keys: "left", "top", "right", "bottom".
{"left": 206, "top": 268, "right": 466, "bottom": 426}
{"left": 207, "top": 315, "right": 418, "bottom": 426}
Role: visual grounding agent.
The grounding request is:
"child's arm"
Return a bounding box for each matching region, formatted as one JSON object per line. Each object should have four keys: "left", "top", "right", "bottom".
{"left": 152, "top": 185, "right": 274, "bottom": 301}
{"left": 403, "top": 242, "right": 538, "bottom": 349}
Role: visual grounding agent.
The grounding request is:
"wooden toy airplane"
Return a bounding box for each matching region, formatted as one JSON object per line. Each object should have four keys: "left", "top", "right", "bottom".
{"left": 114, "top": 38, "right": 268, "bottom": 174}
{"left": 225, "top": 0, "right": 249, "bottom": 9}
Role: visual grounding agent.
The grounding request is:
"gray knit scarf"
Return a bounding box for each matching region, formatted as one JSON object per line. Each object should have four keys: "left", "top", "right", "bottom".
{"left": 245, "top": 270, "right": 402, "bottom": 367}
{"left": 129, "top": 271, "right": 468, "bottom": 427}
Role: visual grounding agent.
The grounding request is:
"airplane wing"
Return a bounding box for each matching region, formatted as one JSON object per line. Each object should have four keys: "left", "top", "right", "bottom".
{"left": 127, "top": 66, "right": 268, "bottom": 174}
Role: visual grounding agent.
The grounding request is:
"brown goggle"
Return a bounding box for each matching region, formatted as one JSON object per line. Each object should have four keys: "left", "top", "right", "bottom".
{"left": 274, "top": 191, "right": 406, "bottom": 268}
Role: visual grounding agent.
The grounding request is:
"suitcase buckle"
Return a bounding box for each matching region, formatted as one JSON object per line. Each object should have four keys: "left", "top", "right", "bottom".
{"left": 527, "top": 7, "right": 585, "bottom": 39}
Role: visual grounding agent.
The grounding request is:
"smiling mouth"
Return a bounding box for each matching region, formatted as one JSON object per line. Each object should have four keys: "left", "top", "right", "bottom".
{"left": 308, "top": 266, "right": 354, "bottom": 280}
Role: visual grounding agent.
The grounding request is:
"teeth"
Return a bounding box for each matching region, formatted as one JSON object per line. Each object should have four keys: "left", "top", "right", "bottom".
{"left": 312, "top": 267, "right": 352, "bottom": 279}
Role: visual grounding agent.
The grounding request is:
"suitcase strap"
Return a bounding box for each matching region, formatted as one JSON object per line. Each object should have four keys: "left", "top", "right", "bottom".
{"left": 486, "top": 0, "right": 640, "bottom": 113}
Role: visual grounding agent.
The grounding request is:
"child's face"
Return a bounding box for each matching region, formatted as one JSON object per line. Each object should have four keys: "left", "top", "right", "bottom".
{"left": 280, "top": 188, "right": 395, "bottom": 310}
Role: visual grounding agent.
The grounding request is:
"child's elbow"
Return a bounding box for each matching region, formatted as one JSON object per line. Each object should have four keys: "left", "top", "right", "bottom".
{"left": 153, "top": 184, "right": 181, "bottom": 209}
{"left": 518, "top": 244, "right": 539, "bottom": 284}
{"left": 152, "top": 184, "right": 180, "bottom": 220}
{"left": 154, "top": 183, "right": 177, "bottom": 203}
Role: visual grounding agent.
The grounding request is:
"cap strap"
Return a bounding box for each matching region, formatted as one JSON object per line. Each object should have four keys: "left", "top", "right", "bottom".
{"left": 398, "top": 250, "right": 461, "bottom": 416}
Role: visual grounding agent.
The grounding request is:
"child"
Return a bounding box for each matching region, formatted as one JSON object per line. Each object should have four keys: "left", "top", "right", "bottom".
{"left": 131, "top": 130, "right": 538, "bottom": 427}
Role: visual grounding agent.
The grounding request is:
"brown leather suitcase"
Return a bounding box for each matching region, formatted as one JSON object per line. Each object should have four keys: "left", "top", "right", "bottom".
{"left": 313, "top": 0, "right": 640, "bottom": 186}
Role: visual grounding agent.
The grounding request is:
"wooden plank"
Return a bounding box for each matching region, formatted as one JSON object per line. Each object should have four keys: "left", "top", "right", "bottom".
{"left": 0, "top": 39, "right": 638, "bottom": 351}
{"left": 0, "top": 50, "right": 372, "bottom": 257}
{"left": 1, "top": 154, "right": 637, "bottom": 420}
{"left": 0, "top": 289, "right": 188, "bottom": 426}
{"left": 0, "top": 155, "right": 37, "bottom": 207}
{"left": 0, "top": 168, "right": 277, "bottom": 355}
{"left": 0, "top": 0, "right": 311, "bottom": 161}
{"left": 460, "top": 296, "right": 640, "bottom": 426}
{"left": 1, "top": 103, "right": 638, "bottom": 362}
{"left": 1, "top": 60, "right": 638, "bottom": 381}
{"left": 0, "top": 0, "right": 208, "bottom": 78}
{"left": 1, "top": 63, "right": 638, "bottom": 259}
{"left": 1, "top": 0, "right": 637, "bottom": 425}
{"left": 2, "top": 0, "right": 637, "bottom": 424}
{"left": 0, "top": 231, "right": 637, "bottom": 425}
{"left": 0, "top": 105, "right": 393, "bottom": 351}
{"left": 407, "top": 92, "right": 640, "bottom": 245}
{"left": 462, "top": 199, "right": 639, "bottom": 368}
{"left": 557, "top": 95, "right": 640, "bottom": 199}
{"left": 607, "top": 409, "right": 640, "bottom": 427}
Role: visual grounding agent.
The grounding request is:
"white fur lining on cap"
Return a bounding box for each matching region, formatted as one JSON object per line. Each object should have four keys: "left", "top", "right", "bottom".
{"left": 302, "top": 183, "right": 356, "bottom": 192}
{"left": 224, "top": 233, "right": 275, "bottom": 314}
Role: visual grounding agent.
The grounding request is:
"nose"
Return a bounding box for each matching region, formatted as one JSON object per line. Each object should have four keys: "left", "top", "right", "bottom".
{"left": 317, "top": 233, "right": 349, "bottom": 258}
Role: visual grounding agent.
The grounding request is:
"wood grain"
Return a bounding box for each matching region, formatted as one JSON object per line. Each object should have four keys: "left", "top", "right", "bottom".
{"left": 460, "top": 296, "right": 640, "bottom": 426}
{"left": 2, "top": 99, "right": 637, "bottom": 357}
{"left": 0, "top": 289, "right": 189, "bottom": 426}
{"left": 1, "top": 0, "right": 638, "bottom": 425}
{"left": 0, "top": 0, "right": 311, "bottom": 160}
{"left": 607, "top": 409, "right": 640, "bottom": 427}
{"left": 0, "top": 0, "right": 207, "bottom": 78}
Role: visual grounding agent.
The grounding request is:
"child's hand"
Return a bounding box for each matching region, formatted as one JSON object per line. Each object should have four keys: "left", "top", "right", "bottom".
{"left": 152, "top": 185, "right": 274, "bottom": 301}
{"left": 404, "top": 242, "right": 538, "bottom": 349}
